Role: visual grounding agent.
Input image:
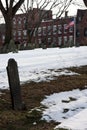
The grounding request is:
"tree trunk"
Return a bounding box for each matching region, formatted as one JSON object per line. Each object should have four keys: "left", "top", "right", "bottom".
{"left": 0, "top": 0, "right": 24, "bottom": 45}
{"left": 4, "top": 15, "right": 13, "bottom": 44}
{"left": 83, "top": 0, "right": 87, "bottom": 7}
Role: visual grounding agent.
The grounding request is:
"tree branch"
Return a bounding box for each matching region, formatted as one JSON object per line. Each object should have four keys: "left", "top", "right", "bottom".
{"left": 83, "top": 0, "right": 87, "bottom": 7}
{"left": 10, "top": 0, "right": 14, "bottom": 8}
{"left": 6, "top": 0, "right": 8, "bottom": 10}
{"left": 12, "top": 0, "right": 24, "bottom": 16}
{"left": 0, "top": 0, "right": 6, "bottom": 16}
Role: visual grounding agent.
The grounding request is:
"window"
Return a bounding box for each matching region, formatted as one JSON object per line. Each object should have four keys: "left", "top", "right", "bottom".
{"left": 69, "top": 35, "right": 74, "bottom": 46}
{"left": 17, "top": 18, "right": 22, "bottom": 28}
{"left": 38, "top": 39, "right": 42, "bottom": 47}
{"left": 84, "top": 28, "right": 87, "bottom": 37}
{"left": 53, "top": 25, "right": 57, "bottom": 34}
{"left": 23, "top": 17, "right": 26, "bottom": 24}
{"left": 23, "top": 17, "right": 27, "bottom": 28}
{"left": 38, "top": 27, "right": 42, "bottom": 36}
{"left": 13, "top": 18, "right": 16, "bottom": 28}
{"left": 43, "top": 27, "right": 46, "bottom": 36}
{"left": 58, "top": 25, "right": 62, "bottom": 34}
{"left": 48, "top": 37, "right": 51, "bottom": 45}
{"left": 58, "top": 37, "right": 62, "bottom": 46}
{"left": 13, "top": 19, "right": 16, "bottom": 25}
{"left": 78, "top": 16, "right": 81, "bottom": 22}
{"left": 53, "top": 37, "right": 57, "bottom": 43}
{"left": 64, "top": 36, "right": 67, "bottom": 45}
{"left": 42, "top": 38, "right": 46, "bottom": 45}
{"left": 69, "top": 35, "right": 73, "bottom": 42}
{"left": 76, "top": 29, "right": 80, "bottom": 37}
{"left": 23, "top": 30, "right": 27, "bottom": 36}
{"left": 76, "top": 16, "right": 82, "bottom": 24}
{"left": 18, "top": 19, "right": 21, "bottom": 25}
{"left": 38, "top": 39, "right": 41, "bottom": 44}
{"left": 64, "top": 24, "right": 67, "bottom": 34}
{"left": 44, "top": 11, "right": 50, "bottom": 19}
{"left": 48, "top": 26, "right": 52, "bottom": 35}
{"left": 18, "top": 31, "right": 21, "bottom": 36}
{"left": 69, "top": 26, "right": 73, "bottom": 32}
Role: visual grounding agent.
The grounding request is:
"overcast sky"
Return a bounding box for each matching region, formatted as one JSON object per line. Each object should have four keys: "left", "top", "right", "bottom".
{"left": 0, "top": 0, "right": 87, "bottom": 23}
{"left": 67, "top": 0, "right": 87, "bottom": 16}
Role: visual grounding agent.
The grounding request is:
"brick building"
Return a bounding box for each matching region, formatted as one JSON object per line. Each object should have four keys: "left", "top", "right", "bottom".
{"left": 76, "top": 9, "right": 87, "bottom": 46}
{"left": 12, "top": 8, "right": 74, "bottom": 48}
{"left": 0, "top": 24, "right": 5, "bottom": 46}
{"left": 12, "top": 8, "right": 52, "bottom": 46}
{"left": 32, "top": 17, "right": 74, "bottom": 48}
{"left": 2, "top": 8, "right": 87, "bottom": 48}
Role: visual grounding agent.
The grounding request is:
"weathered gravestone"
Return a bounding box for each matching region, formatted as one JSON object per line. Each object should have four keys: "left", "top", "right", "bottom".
{"left": 7, "top": 58, "right": 25, "bottom": 110}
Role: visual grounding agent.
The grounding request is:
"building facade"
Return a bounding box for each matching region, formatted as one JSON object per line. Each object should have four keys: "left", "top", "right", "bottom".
{"left": 1, "top": 8, "right": 87, "bottom": 48}
{"left": 12, "top": 8, "right": 74, "bottom": 48}
{"left": 0, "top": 24, "right": 5, "bottom": 45}
{"left": 32, "top": 17, "right": 74, "bottom": 48}
{"left": 12, "top": 8, "right": 52, "bottom": 46}
{"left": 76, "top": 9, "right": 87, "bottom": 46}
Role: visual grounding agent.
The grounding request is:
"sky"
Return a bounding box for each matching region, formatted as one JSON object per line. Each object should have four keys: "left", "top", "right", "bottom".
{"left": 0, "top": 46, "right": 87, "bottom": 129}
{"left": 67, "top": 0, "right": 87, "bottom": 16}
{"left": 0, "top": 0, "right": 87, "bottom": 23}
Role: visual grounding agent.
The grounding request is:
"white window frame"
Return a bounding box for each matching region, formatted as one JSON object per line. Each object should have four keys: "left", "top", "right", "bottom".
{"left": 43, "top": 27, "right": 46, "bottom": 36}
{"left": 64, "top": 24, "right": 67, "bottom": 34}
{"left": 23, "top": 30, "right": 27, "bottom": 36}
{"left": 38, "top": 39, "right": 42, "bottom": 44}
{"left": 58, "top": 36, "right": 62, "bottom": 45}
{"left": 53, "top": 25, "right": 57, "bottom": 35}
{"left": 64, "top": 36, "right": 67, "bottom": 45}
{"left": 48, "top": 26, "right": 52, "bottom": 35}
{"left": 38, "top": 27, "right": 42, "bottom": 36}
{"left": 58, "top": 25, "right": 62, "bottom": 34}
{"left": 18, "top": 30, "right": 21, "bottom": 36}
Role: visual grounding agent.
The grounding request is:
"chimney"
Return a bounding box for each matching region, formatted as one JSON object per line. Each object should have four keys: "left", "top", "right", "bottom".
{"left": 65, "top": 11, "right": 68, "bottom": 18}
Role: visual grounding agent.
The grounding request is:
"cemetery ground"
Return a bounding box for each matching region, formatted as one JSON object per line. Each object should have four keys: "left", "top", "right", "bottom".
{"left": 0, "top": 65, "right": 87, "bottom": 130}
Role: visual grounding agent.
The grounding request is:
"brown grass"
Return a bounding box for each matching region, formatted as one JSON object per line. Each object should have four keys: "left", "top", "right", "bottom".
{"left": 0, "top": 65, "right": 87, "bottom": 130}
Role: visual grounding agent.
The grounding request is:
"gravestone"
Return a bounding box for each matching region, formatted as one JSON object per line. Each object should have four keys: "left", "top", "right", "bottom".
{"left": 7, "top": 58, "right": 25, "bottom": 110}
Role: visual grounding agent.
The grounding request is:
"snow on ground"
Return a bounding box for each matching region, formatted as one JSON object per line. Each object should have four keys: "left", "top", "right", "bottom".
{"left": 0, "top": 46, "right": 87, "bottom": 129}
{"left": 41, "top": 88, "right": 87, "bottom": 130}
{"left": 56, "top": 108, "right": 87, "bottom": 130}
{"left": 0, "top": 46, "right": 87, "bottom": 89}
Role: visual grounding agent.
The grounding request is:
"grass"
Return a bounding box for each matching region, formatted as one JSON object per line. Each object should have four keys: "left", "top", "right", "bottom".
{"left": 0, "top": 65, "right": 87, "bottom": 130}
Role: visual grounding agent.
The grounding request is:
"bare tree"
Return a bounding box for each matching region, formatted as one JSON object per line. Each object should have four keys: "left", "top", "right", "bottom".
{"left": 20, "top": 0, "right": 73, "bottom": 44}
{"left": 83, "top": 0, "right": 87, "bottom": 6}
{"left": 0, "top": 0, "right": 24, "bottom": 44}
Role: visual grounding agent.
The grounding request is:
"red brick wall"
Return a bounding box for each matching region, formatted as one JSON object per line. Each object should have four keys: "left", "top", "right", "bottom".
{"left": 76, "top": 9, "right": 87, "bottom": 46}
